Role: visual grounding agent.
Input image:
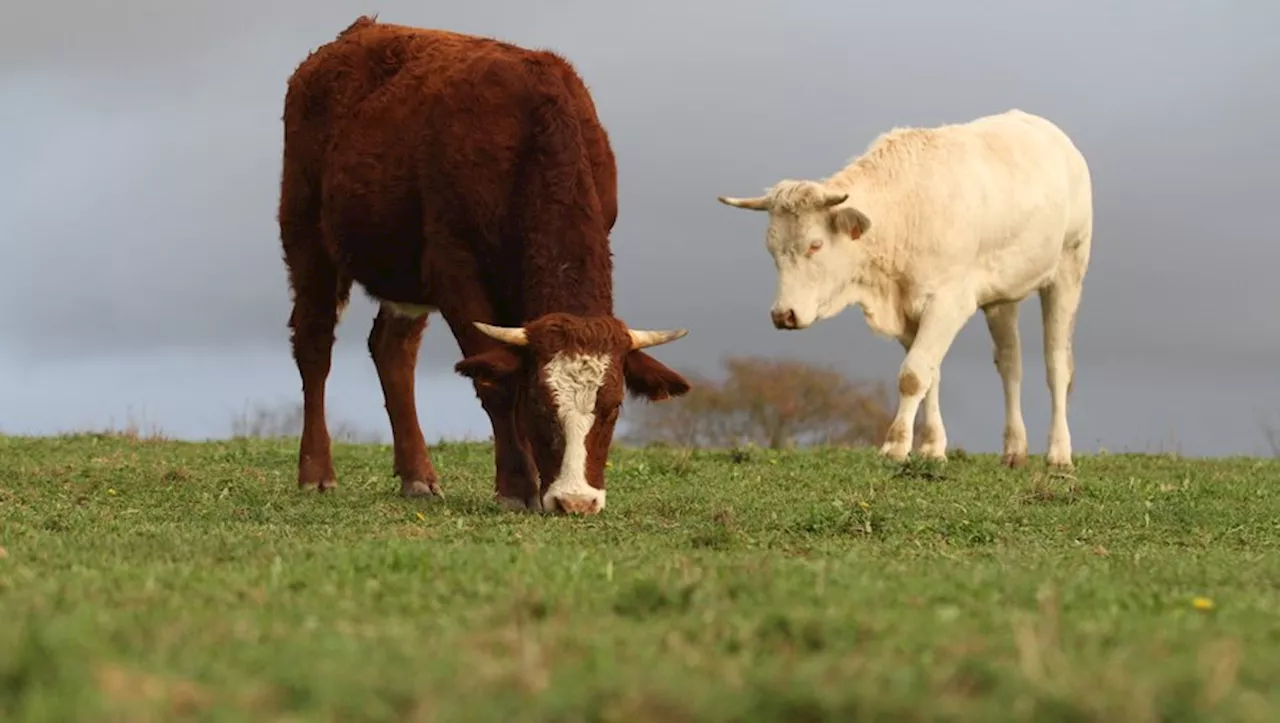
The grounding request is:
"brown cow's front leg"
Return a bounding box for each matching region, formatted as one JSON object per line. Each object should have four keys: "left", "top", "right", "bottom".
{"left": 424, "top": 230, "right": 539, "bottom": 511}
{"left": 437, "top": 304, "right": 539, "bottom": 510}
{"left": 368, "top": 305, "right": 441, "bottom": 498}
{"left": 474, "top": 382, "right": 539, "bottom": 510}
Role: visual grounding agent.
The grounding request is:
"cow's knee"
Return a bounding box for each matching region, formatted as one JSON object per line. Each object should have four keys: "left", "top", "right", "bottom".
{"left": 897, "top": 360, "right": 934, "bottom": 400}
{"left": 898, "top": 369, "right": 923, "bottom": 398}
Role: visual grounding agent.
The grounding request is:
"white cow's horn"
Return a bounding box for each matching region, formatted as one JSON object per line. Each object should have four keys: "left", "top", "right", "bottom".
{"left": 821, "top": 191, "right": 849, "bottom": 207}
{"left": 717, "top": 195, "right": 771, "bottom": 211}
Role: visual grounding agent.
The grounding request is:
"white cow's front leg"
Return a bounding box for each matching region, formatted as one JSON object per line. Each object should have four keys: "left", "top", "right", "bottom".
{"left": 888, "top": 337, "right": 947, "bottom": 461}
{"left": 915, "top": 368, "right": 947, "bottom": 460}
{"left": 984, "top": 301, "right": 1028, "bottom": 467}
{"left": 881, "top": 290, "right": 976, "bottom": 462}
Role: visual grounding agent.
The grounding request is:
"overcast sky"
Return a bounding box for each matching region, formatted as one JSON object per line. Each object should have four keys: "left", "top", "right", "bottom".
{"left": 2, "top": 0, "right": 1278, "bottom": 456}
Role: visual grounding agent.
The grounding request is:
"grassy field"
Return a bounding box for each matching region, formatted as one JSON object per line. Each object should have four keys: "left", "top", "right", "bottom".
{"left": 2, "top": 434, "right": 1279, "bottom": 722}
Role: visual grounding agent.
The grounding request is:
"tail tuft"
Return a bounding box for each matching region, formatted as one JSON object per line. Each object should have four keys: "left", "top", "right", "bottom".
{"left": 337, "top": 15, "right": 378, "bottom": 40}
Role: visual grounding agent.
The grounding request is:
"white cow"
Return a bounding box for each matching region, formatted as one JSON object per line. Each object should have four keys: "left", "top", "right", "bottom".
{"left": 717, "top": 109, "right": 1092, "bottom": 469}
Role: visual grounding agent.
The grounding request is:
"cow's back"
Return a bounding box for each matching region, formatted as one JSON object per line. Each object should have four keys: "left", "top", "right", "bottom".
{"left": 970, "top": 110, "right": 1092, "bottom": 242}
{"left": 278, "top": 19, "right": 485, "bottom": 269}
{"left": 852, "top": 109, "right": 1091, "bottom": 291}
{"left": 282, "top": 20, "right": 517, "bottom": 150}
{"left": 280, "top": 19, "right": 616, "bottom": 309}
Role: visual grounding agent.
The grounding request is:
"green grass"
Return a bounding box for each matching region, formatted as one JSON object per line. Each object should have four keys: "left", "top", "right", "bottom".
{"left": 2, "top": 434, "right": 1279, "bottom": 722}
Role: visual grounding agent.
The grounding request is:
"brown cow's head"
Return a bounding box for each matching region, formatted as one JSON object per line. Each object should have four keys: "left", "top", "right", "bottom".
{"left": 455, "top": 313, "right": 690, "bottom": 515}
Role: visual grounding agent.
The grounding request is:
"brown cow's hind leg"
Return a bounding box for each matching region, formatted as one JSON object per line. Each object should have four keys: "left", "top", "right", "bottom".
{"left": 286, "top": 253, "right": 350, "bottom": 492}
{"left": 368, "top": 305, "right": 442, "bottom": 498}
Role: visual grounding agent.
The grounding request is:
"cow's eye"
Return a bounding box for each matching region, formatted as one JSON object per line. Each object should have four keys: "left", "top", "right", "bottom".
{"left": 806, "top": 239, "right": 823, "bottom": 255}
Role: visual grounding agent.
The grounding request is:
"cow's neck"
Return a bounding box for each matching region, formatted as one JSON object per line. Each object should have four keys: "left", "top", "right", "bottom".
{"left": 822, "top": 173, "right": 909, "bottom": 340}
{"left": 520, "top": 229, "right": 615, "bottom": 320}
{"left": 840, "top": 264, "right": 909, "bottom": 340}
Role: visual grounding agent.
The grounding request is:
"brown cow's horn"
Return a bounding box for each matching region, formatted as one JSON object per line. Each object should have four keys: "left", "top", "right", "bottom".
{"left": 628, "top": 328, "right": 688, "bottom": 350}
{"left": 473, "top": 322, "right": 529, "bottom": 346}
{"left": 717, "top": 195, "right": 771, "bottom": 211}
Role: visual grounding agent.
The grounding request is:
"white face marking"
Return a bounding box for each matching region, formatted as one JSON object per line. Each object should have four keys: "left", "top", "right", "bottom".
{"left": 539, "top": 353, "right": 611, "bottom": 513}
{"left": 381, "top": 301, "right": 437, "bottom": 319}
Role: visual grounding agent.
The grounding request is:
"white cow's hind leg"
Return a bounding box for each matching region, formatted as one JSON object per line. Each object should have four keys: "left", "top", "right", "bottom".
{"left": 984, "top": 301, "right": 1028, "bottom": 467}
{"left": 881, "top": 289, "right": 975, "bottom": 462}
{"left": 1039, "top": 236, "right": 1090, "bottom": 469}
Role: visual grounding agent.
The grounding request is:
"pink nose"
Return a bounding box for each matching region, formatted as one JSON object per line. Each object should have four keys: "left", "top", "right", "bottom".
{"left": 552, "top": 494, "right": 602, "bottom": 516}
{"left": 771, "top": 308, "right": 798, "bottom": 329}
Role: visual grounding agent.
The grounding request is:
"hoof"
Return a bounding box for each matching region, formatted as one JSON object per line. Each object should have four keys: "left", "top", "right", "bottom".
{"left": 401, "top": 479, "right": 443, "bottom": 498}
{"left": 1001, "top": 452, "right": 1028, "bottom": 469}
{"left": 878, "top": 444, "right": 910, "bottom": 463}
{"left": 300, "top": 479, "right": 337, "bottom": 493}
{"left": 497, "top": 496, "right": 537, "bottom": 512}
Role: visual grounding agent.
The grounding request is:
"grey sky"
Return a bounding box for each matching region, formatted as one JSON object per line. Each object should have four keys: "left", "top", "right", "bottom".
{"left": 2, "top": 1, "right": 1278, "bottom": 455}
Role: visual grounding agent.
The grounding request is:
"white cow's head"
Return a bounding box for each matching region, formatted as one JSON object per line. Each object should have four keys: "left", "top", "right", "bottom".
{"left": 718, "top": 180, "right": 871, "bottom": 330}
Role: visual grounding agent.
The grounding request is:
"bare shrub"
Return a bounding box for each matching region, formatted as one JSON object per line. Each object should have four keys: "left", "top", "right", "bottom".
{"left": 1260, "top": 416, "right": 1280, "bottom": 458}
{"left": 623, "top": 356, "right": 893, "bottom": 450}
{"left": 230, "top": 401, "right": 384, "bottom": 444}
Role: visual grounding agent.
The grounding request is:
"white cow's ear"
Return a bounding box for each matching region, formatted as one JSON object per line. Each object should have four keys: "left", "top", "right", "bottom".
{"left": 832, "top": 206, "right": 871, "bottom": 240}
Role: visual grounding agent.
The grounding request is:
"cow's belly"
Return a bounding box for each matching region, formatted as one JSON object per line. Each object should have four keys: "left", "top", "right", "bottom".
{"left": 323, "top": 214, "right": 432, "bottom": 305}
{"left": 318, "top": 157, "right": 436, "bottom": 306}
{"left": 970, "top": 241, "right": 1063, "bottom": 306}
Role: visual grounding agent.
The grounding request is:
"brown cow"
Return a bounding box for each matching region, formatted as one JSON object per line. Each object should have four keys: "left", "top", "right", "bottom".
{"left": 277, "top": 16, "right": 691, "bottom": 515}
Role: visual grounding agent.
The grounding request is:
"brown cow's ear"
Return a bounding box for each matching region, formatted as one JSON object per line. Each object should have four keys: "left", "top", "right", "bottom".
{"left": 622, "top": 350, "right": 692, "bottom": 401}
{"left": 455, "top": 346, "right": 523, "bottom": 384}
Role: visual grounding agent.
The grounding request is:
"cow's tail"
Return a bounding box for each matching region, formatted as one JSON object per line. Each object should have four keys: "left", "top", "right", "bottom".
{"left": 336, "top": 14, "right": 378, "bottom": 40}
